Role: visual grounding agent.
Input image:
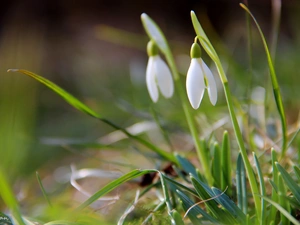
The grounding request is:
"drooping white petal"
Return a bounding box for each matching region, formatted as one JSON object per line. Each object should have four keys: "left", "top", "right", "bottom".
{"left": 154, "top": 56, "right": 174, "bottom": 99}
{"left": 200, "top": 59, "right": 218, "bottom": 105}
{"left": 186, "top": 58, "right": 205, "bottom": 109}
{"left": 146, "top": 57, "right": 159, "bottom": 102}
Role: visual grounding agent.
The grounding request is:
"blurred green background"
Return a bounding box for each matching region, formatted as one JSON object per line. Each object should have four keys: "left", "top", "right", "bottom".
{"left": 0, "top": 0, "right": 299, "bottom": 219}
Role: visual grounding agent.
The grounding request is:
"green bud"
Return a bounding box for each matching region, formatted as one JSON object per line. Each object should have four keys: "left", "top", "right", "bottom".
{"left": 147, "top": 40, "right": 159, "bottom": 57}
{"left": 190, "top": 43, "right": 201, "bottom": 58}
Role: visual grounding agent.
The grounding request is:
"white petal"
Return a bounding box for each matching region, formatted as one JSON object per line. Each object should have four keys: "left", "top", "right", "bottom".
{"left": 186, "top": 58, "right": 205, "bottom": 109}
{"left": 154, "top": 56, "right": 174, "bottom": 99}
{"left": 146, "top": 57, "right": 159, "bottom": 102}
{"left": 200, "top": 59, "right": 218, "bottom": 105}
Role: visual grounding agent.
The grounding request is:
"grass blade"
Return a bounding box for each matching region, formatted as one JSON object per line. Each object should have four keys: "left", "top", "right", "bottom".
{"left": 75, "top": 169, "right": 155, "bottom": 211}
{"left": 8, "top": 69, "right": 177, "bottom": 164}
{"left": 163, "top": 175, "right": 198, "bottom": 196}
{"left": 171, "top": 210, "right": 184, "bottom": 225}
{"left": 253, "top": 153, "right": 266, "bottom": 224}
{"left": 278, "top": 174, "right": 291, "bottom": 225}
{"left": 175, "top": 154, "right": 197, "bottom": 178}
{"left": 158, "top": 173, "right": 172, "bottom": 217}
{"left": 36, "top": 171, "right": 52, "bottom": 207}
{"left": 191, "top": 176, "right": 236, "bottom": 224}
{"left": 276, "top": 162, "right": 300, "bottom": 203}
{"left": 269, "top": 148, "right": 279, "bottom": 224}
{"left": 294, "top": 166, "right": 300, "bottom": 181}
{"left": 7, "top": 69, "right": 100, "bottom": 118}
{"left": 212, "top": 142, "right": 221, "bottom": 187}
{"left": 211, "top": 187, "right": 246, "bottom": 224}
{"left": 236, "top": 153, "right": 247, "bottom": 214}
{"left": 221, "top": 131, "right": 231, "bottom": 195}
{"left": 176, "top": 189, "right": 219, "bottom": 224}
{"left": 260, "top": 196, "right": 300, "bottom": 225}
{"left": 240, "top": 3, "right": 287, "bottom": 156}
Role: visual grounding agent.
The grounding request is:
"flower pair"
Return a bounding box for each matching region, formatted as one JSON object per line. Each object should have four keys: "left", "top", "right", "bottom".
{"left": 145, "top": 40, "right": 217, "bottom": 109}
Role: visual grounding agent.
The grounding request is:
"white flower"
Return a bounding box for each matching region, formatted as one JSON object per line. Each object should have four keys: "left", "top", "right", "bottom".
{"left": 146, "top": 55, "right": 174, "bottom": 102}
{"left": 186, "top": 58, "right": 217, "bottom": 109}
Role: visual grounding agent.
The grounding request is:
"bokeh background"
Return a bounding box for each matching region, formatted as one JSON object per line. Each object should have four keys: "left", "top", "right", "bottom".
{"left": 0, "top": 0, "right": 299, "bottom": 221}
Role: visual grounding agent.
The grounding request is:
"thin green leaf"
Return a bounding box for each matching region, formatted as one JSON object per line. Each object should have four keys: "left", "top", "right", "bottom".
{"left": 75, "top": 169, "right": 155, "bottom": 211}
{"left": 268, "top": 179, "right": 279, "bottom": 193}
{"left": 253, "top": 153, "right": 266, "bottom": 225}
{"left": 191, "top": 176, "right": 236, "bottom": 224}
{"left": 163, "top": 175, "right": 198, "bottom": 196}
{"left": 294, "top": 166, "right": 300, "bottom": 181}
{"left": 276, "top": 162, "right": 300, "bottom": 203}
{"left": 269, "top": 149, "right": 279, "bottom": 224}
{"left": 171, "top": 210, "right": 184, "bottom": 225}
{"left": 141, "top": 13, "right": 169, "bottom": 56}
{"left": 287, "top": 127, "right": 300, "bottom": 149}
{"left": 236, "top": 153, "right": 247, "bottom": 214}
{"left": 240, "top": 3, "right": 287, "bottom": 155}
{"left": 278, "top": 174, "right": 291, "bottom": 225}
{"left": 175, "top": 154, "right": 197, "bottom": 178}
{"left": 260, "top": 196, "right": 300, "bottom": 225}
{"left": 212, "top": 142, "right": 221, "bottom": 187}
{"left": 159, "top": 173, "right": 172, "bottom": 215}
{"left": 8, "top": 69, "right": 177, "bottom": 164}
{"left": 190, "top": 11, "right": 218, "bottom": 59}
{"left": 36, "top": 171, "right": 52, "bottom": 207}
{"left": 8, "top": 69, "right": 101, "bottom": 118}
{"left": 221, "top": 131, "right": 231, "bottom": 195}
{"left": 211, "top": 187, "right": 246, "bottom": 224}
{"left": 176, "top": 189, "right": 219, "bottom": 224}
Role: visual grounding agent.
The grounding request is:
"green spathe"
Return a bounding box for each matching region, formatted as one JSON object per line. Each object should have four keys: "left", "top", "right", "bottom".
{"left": 190, "top": 42, "right": 201, "bottom": 59}
{"left": 147, "top": 40, "right": 159, "bottom": 57}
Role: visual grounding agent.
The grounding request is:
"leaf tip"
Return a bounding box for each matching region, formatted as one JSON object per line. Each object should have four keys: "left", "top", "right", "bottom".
{"left": 239, "top": 3, "right": 246, "bottom": 8}
{"left": 239, "top": 3, "right": 249, "bottom": 13}
{"left": 7, "top": 69, "right": 18, "bottom": 73}
{"left": 141, "top": 13, "right": 147, "bottom": 21}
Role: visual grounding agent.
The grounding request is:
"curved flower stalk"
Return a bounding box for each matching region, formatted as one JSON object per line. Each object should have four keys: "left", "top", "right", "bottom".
{"left": 146, "top": 40, "right": 174, "bottom": 102}
{"left": 186, "top": 42, "right": 217, "bottom": 109}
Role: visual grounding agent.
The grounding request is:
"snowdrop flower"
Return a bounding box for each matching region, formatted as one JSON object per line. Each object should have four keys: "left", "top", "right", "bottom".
{"left": 186, "top": 42, "right": 217, "bottom": 109}
{"left": 146, "top": 40, "right": 174, "bottom": 102}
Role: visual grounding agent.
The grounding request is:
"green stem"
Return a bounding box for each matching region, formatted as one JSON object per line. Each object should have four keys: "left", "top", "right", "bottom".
{"left": 217, "top": 63, "right": 261, "bottom": 220}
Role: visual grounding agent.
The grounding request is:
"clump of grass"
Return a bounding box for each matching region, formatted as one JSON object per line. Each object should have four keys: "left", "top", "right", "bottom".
{"left": 1, "top": 3, "right": 299, "bottom": 225}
